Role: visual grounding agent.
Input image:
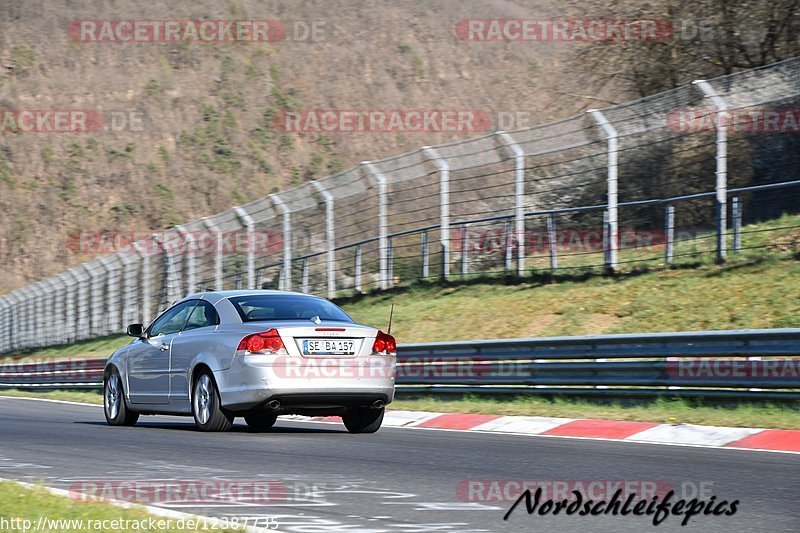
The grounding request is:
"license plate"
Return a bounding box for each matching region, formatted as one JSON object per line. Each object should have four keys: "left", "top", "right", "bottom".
{"left": 303, "top": 339, "right": 355, "bottom": 355}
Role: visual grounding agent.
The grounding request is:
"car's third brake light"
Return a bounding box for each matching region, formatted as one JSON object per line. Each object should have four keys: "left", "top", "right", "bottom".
{"left": 238, "top": 329, "right": 287, "bottom": 355}
{"left": 372, "top": 330, "right": 397, "bottom": 355}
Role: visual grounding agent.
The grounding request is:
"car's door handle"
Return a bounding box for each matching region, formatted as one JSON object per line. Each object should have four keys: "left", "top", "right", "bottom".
{"left": 159, "top": 343, "right": 169, "bottom": 351}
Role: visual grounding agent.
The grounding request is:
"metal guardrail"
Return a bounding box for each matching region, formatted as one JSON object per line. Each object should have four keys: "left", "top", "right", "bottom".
{"left": 1, "top": 329, "right": 799, "bottom": 400}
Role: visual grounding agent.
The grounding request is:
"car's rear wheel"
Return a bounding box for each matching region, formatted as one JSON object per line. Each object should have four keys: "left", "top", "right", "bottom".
{"left": 342, "top": 407, "right": 384, "bottom": 434}
{"left": 192, "top": 372, "right": 233, "bottom": 432}
{"left": 244, "top": 412, "right": 278, "bottom": 432}
{"left": 104, "top": 370, "right": 138, "bottom": 426}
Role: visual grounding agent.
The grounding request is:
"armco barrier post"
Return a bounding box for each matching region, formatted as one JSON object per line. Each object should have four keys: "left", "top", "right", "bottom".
{"left": 423, "top": 147, "right": 451, "bottom": 280}
{"left": 362, "top": 162, "right": 390, "bottom": 290}
{"left": 233, "top": 207, "right": 256, "bottom": 290}
{"left": 310, "top": 180, "right": 336, "bottom": 299}
{"left": 269, "top": 194, "right": 292, "bottom": 291}
{"left": 693, "top": 80, "right": 728, "bottom": 263}
{"left": 496, "top": 131, "right": 526, "bottom": 276}
{"left": 588, "top": 109, "right": 619, "bottom": 272}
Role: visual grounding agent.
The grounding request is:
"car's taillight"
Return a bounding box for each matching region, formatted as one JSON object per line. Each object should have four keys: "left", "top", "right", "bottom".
{"left": 372, "top": 330, "right": 397, "bottom": 355}
{"left": 238, "top": 329, "right": 287, "bottom": 354}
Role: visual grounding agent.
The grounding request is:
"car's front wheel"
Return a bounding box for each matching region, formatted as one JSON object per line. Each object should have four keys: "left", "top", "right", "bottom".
{"left": 342, "top": 407, "right": 384, "bottom": 434}
{"left": 104, "top": 370, "right": 138, "bottom": 426}
{"left": 192, "top": 372, "right": 233, "bottom": 432}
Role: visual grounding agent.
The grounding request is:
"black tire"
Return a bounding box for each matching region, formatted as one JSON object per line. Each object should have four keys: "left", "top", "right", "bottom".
{"left": 192, "top": 371, "right": 233, "bottom": 432}
{"left": 244, "top": 412, "right": 278, "bottom": 432}
{"left": 104, "top": 369, "right": 139, "bottom": 426}
{"left": 342, "top": 407, "right": 384, "bottom": 434}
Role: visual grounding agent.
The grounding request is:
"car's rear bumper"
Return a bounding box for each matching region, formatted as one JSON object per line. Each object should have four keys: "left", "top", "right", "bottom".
{"left": 215, "top": 353, "right": 396, "bottom": 412}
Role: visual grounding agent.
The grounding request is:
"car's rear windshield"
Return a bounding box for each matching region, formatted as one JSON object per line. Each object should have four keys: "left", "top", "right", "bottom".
{"left": 229, "top": 295, "right": 354, "bottom": 323}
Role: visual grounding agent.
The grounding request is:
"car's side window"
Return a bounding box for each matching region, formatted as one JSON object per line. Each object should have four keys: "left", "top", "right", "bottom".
{"left": 182, "top": 301, "right": 219, "bottom": 332}
{"left": 148, "top": 301, "right": 198, "bottom": 337}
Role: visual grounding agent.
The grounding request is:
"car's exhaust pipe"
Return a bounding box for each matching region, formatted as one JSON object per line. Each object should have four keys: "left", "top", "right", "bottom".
{"left": 371, "top": 400, "right": 385, "bottom": 409}
{"left": 267, "top": 400, "right": 281, "bottom": 410}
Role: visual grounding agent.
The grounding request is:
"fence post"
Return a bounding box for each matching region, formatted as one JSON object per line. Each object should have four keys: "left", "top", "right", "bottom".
{"left": 118, "top": 247, "right": 139, "bottom": 327}
{"left": 362, "top": 162, "right": 389, "bottom": 291}
{"left": 301, "top": 258, "right": 309, "bottom": 294}
{"left": 64, "top": 273, "right": 78, "bottom": 344}
{"left": 99, "top": 255, "right": 119, "bottom": 334}
{"left": 155, "top": 233, "right": 181, "bottom": 307}
{"left": 175, "top": 227, "right": 196, "bottom": 295}
{"left": 602, "top": 211, "right": 610, "bottom": 265}
{"left": 504, "top": 221, "right": 513, "bottom": 271}
{"left": 233, "top": 206, "right": 256, "bottom": 290}
{"left": 461, "top": 224, "right": 469, "bottom": 276}
{"left": 421, "top": 232, "right": 429, "bottom": 280}
{"left": 588, "top": 109, "right": 619, "bottom": 272}
{"left": 387, "top": 237, "right": 394, "bottom": 286}
{"left": 665, "top": 204, "right": 675, "bottom": 264}
{"left": 270, "top": 193, "right": 292, "bottom": 291}
{"left": 354, "top": 245, "right": 362, "bottom": 293}
{"left": 44, "top": 281, "right": 55, "bottom": 345}
{"left": 8, "top": 292, "right": 20, "bottom": 350}
{"left": 0, "top": 298, "right": 8, "bottom": 353}
{"left": 422, "top": 147, "right": 451, "bottom": 280}
{"left": 11, "top": 291, "right": 23, "bottom": 350}
{"left": 0, "top": 296, "right": 7, "bottom": 352}
{"left": 732, "top": 196, "right": 742, "bottom": 253}
{"left": 497, "top": 131, "right": 526, "bottom": 276}
{"left": 29, "top": 283, "right": 42, "bottom": 347}
{"left": 133, "top": 242, "right": 151, "bottom": 325}
{"left": 201, "top": 219, "right": 223, "bottom": 291}
{"left": 311, "top": 180, "right": 336, "bottom": 298}
{"left": 71, "top": 267, "right": 89, "bottom": 341}
{"left": 693, "top": 80, "right": 728, "bottom": 263}
{"left": 546, "top": 216, "right": 558, "bottom": 270}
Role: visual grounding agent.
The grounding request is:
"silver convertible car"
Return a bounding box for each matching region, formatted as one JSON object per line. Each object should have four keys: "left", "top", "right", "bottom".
{"left": 103, "top": 290, "right": 396, "bottom": 433}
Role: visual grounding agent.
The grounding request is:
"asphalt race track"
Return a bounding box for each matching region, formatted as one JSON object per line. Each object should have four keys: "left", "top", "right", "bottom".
{"left": 1, "top": 396, "right": 799, "bottom": 532}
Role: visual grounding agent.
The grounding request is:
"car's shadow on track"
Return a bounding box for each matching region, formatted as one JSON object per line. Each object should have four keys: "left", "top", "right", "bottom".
{"left": 74, "top": 420, "right": 345, "bottom": 434}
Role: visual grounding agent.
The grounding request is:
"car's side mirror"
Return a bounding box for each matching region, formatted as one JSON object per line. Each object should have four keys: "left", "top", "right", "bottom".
{"left": 126, "top": 323, "right": 145, "bottom": 338}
